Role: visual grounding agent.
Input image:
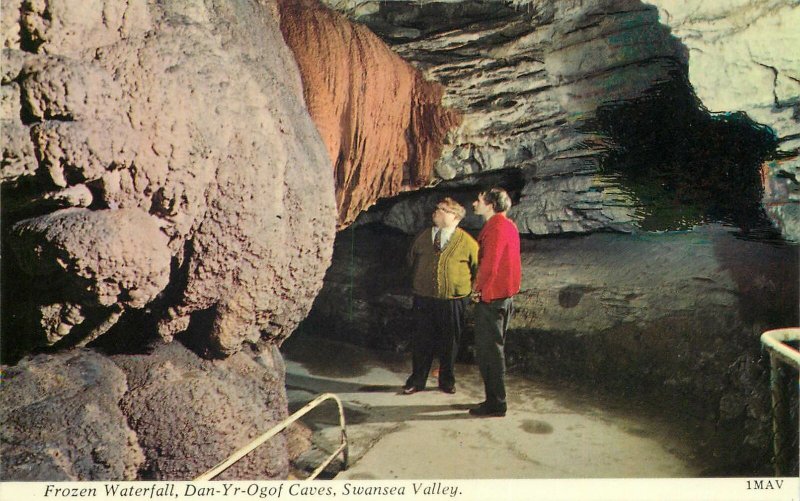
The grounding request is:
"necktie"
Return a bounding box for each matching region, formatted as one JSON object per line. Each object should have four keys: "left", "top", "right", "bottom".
{"left": 434, "top": 229, "right": 442, "bottom": 252}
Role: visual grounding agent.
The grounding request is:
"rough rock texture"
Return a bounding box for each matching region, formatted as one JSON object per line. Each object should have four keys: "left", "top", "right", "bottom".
{"left": 278, "top": 0, "right": 461, "bottom": 227}
{"left": 324, "top": 0, "right": 789, "bottom": 239}
{"left": 301, "top": 223, "right": 799, "bottom": 473}
{"left": 12, "top": 208, "right": 171, "bottom": 308}
{"left": 0, "top": 350, "right": 145, "bottom": 480}
{"left": 646, "top": 0, "right": 800, "bottom": 240}
{"left": 1, "top": 0, "right": 336, "bottom": 358}
{"left": 112, "top": 342, "right": 289, "bottom": 480}
{"left": 324, "top": 0, "right": 690, "bottom": 234}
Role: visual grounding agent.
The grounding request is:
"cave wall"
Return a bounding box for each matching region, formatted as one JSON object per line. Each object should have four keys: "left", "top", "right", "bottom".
{"left": 324, "top": 0, "right": 692, "bottom": 234}
{"left": 645, "top": 0, "right": 800, "bottom": 240}
{"left": 326, "top": 0, "right": 798, "bottom": 242}
{"left": 301, "top": 222, "right": 798, "bottom": 474}
{"left": 508, "top": 227, "right": 798, "bottom": 473}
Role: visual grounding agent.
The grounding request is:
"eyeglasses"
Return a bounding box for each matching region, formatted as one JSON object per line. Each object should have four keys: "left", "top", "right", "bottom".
{"left": 434, "top": 206, "right": 455, "bottom": 215}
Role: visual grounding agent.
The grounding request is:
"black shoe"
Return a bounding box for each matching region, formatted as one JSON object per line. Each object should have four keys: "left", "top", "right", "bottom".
{"left": 469, "top": 403, "right": 506, "bottom": 417}
{"left": 402, "top": 385, "right": 422, "bottom": 395}
{"left": 438, "top": 385, "right": 456, "bottom": 394}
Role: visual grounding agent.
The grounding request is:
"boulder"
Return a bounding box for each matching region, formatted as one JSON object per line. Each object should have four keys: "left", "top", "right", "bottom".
{"left": 0, "top": 350, "right": 144, "bottom": 480}
{"left": 112, "top": 342, "right": 289, "bottom": 480}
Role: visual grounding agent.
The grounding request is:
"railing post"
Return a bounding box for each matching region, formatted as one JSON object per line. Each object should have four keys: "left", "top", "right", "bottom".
{"left": 760, "top": 328, "right": 800, "bottom": 477}
{"left": 769, "top": 355, "right": 791, "bottom": 476}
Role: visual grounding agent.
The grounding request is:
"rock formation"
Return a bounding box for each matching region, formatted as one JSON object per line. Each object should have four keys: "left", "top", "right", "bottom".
{"left": 2, "top": 0, "right": 336, "bottom": 358}
{"left": 278, "top": 0, "right": 461, "bottom": 227}
{"left": 1, "top": 342, "right": 290, "bottom": 480}
{"left": 1, "top": 0, "right": 335, "bottom": 482}
{"left": 1, "top": 0, "right": 797, "bottom": 482}
{"left": 324, "top": 0, "right": 689, "bottom": 233}
{"left": 0, "top": 350, "right": 145, "bottom": 480}
{"left": 646, "top": 0, "right": 800, "bottom": 240}
{"left": 326, "top": 0, "right": 792, "bottom": 239}
{"left": 112, "top": 342, "right": 289, "bottom": 480}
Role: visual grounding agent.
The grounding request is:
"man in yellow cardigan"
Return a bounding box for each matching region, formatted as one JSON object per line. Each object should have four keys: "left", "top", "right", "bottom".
{"left": 403, "top": 197, "right": 479, "bottom": 395}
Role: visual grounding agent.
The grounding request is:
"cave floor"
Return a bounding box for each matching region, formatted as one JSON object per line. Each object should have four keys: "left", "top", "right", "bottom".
{"left": 279, "top": 334, "right": 706, "bottom": 480}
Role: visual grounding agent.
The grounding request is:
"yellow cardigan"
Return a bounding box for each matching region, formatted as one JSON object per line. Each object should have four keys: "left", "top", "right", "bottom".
{"left": 407, "top": 227, "right": 479, "bottom": 299}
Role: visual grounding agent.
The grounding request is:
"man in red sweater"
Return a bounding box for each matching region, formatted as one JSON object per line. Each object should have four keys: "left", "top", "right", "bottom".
{"left": 469, "top": 187, "right": 521, "bottom": 417}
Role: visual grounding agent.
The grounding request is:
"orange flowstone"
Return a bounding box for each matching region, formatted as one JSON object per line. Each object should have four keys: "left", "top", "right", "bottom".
{"left": 278, "top": 0, "right": 461, "bottom": 227}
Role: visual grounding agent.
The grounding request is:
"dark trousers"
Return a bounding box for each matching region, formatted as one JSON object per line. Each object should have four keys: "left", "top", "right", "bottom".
{"left": 474, "top": 297, "right": 513, "bottom": 409}
{"left": 406, "top": 295, "right": 469, "bottom": 389}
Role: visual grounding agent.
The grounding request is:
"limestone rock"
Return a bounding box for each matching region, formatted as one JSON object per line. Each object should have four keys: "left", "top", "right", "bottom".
{"left": 0, "top": 350, "right": 145, "bottom": 480}
{"left": 2, "top": 0, "right": 336, "bottom": 357}
{"left": 278, "top": 0, "right": 461, "bottom": 227}
{"left": 1, "top": 118, "right": 38, "bottom": 183}
{"left": 20, "top": 0, "right": 151, "bottom": 58}
{"left": 12, "top": 208, "right": 171, "bottom": 308}
{"left": 646, "top": 0, "right": 800, "bottom": 241}
{"left": 322, "top": 0, "right": 690, "bottom": 234}
{"left": 507, "top": 225, "right": 797, "bottom": 470}
{"left": 1, "top": 0, "right": 23, "bottom": 49}
{"left": 325, "top": 0, "right": 789, "bottom": 238}
{"left": 112, "top": 342, "right": 289, "bottom": 480}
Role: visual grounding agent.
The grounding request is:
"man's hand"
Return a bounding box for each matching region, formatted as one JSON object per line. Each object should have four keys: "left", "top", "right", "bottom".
{"left": 470, "top": 290, "right": 481, "bottom": 303}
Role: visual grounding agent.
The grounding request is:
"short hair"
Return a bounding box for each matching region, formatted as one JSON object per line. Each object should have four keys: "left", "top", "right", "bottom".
{"left": 479, "top": 187, "right": 512, "bottom": 213}
{"left": 438, "top": 197, "right": 466, "bottom": 220}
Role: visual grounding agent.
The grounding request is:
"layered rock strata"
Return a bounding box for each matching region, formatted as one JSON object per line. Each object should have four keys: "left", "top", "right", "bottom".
{"left": 325, "top": 0, "right": 692, "bottom": 234}
{"left": 327, "top": 0, "right": 788, "bottom": 239}
{"left": 278, "top": 0, "right": 461, "bottom": 227}
{"left": 1, "top": 0, "right": 336, "bottom": 358}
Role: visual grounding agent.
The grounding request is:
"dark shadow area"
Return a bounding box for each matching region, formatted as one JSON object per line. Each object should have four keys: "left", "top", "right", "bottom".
{"left": 356, "top": 1, "right": 523, "bottom": 45}
{"left": 594, "top": 72, "right": 779, "bottom": 234}
{"left": 1, "top": 179, "right": 52, "bottom": 365}
{"left": 285, "top": 316, "right": 411, "bottom": 377}
{"left": 295, "top": 397, "right": 475, "bottom": 425}
{"left": 88, "top": 308, "right": 163, "bottom": 356}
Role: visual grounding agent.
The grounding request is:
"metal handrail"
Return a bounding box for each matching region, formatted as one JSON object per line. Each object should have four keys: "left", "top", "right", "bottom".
{"left": 760, "top": 328, "right": 800, "bottom": 477}
{"left": 194, "top": 392, "right": 348, "bottom": 481}
{"left": 761, "top": 328, "right": 800, "bottom": 367}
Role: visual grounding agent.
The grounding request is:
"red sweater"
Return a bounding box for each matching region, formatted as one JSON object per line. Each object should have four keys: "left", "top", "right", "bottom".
{"left": 475, "top": 213, "right": 521, "bottom": 302}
